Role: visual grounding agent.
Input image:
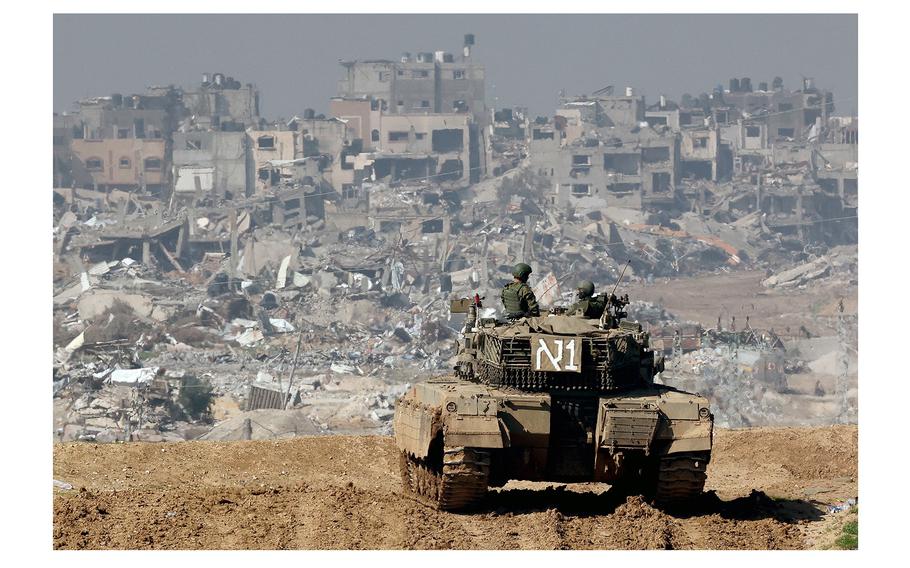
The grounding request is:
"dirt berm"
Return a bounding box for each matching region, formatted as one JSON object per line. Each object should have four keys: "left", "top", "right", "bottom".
{"left": 53, "top": 425, "right": 857, "bottom": 550}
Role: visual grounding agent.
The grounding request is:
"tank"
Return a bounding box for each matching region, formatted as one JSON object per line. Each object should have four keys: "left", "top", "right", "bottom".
{"left": 393, "top": 293, "right": 713, "bottom": 511}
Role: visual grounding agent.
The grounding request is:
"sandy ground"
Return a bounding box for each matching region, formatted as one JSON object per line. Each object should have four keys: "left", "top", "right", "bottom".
{"left": 53, "top": 425, "right": 857, "bottom": 550}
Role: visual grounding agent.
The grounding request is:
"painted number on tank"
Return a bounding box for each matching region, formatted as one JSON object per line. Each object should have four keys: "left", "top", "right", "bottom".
{"left": 531, "top": 334, "right": 582, "bottom": 373}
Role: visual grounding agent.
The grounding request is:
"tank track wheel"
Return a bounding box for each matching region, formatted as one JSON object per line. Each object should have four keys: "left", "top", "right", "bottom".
{"left": 400, "top": 447, "right": 490, "bottom": 511}
{"left": 653, "top": 452, "right": 709, "bottom": 507}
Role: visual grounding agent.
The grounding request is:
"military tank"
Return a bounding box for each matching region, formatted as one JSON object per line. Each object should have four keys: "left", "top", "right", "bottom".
{"left": 393, "top": 291, "right": 713, "bottom": 511}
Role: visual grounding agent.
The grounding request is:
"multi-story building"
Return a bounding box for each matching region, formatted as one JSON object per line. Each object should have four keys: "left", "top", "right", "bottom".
{"left": 328, "top": 91, "right": 488, "bottom": 192}
{"left": 718, "top": 77, "right": 833, "bottom": 142}
{"left": 337, "top": 35, "right": 485, "bottom": 127}
{"left": 181, "top": 73, "right": 261, "bottom": 131}
{"left": 530, "top": 125, "right": 680, "bottom": 214}
{"left": 336, "top": 34, "right": 489, "bottom": 183}
{"left": 57, "top": 87, "right": 183, "bottom": 195}
{"left": 74, "top": 89, "right": 181, "bottom": 140}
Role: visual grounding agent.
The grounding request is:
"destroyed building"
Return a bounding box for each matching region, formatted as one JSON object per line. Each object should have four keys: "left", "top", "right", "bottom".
{"left": 337, "top": 34, "right": 486, "bottom": 125}
{"left": 248, "top": 128, "right": 299, "bottom": 193}
{"left": 529, "top": 90, "right": 680, "bottom": 214}
{"left": 59, "top": 89, "right": 183, "bottom": 196}
{"left": 330, "top": 96, "right": 483, "bottom": 189}
{"left": 336, "top": 34, "right": 490, "bottom": 182}
{"left": 181, "top": 72, "right": 261, "bottom": 131}
{"left": 717, "top": 76, "right": 834, "bottom": 138}
{"left": 172, "top": 131, "right": 254, "bottom": 199}
{"left": 524, "top": 77, "right": 856, "bottom": 247}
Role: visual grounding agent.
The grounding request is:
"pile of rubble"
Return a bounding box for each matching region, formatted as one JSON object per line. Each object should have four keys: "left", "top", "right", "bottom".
{"left": 53, "top": 162, "right": 858, "bottom": 442}
{"left": 660, "top": 326, "right": 857, "bottom": 428}
{"left": 761, "top": 245, "right": 857, "bottom": 289}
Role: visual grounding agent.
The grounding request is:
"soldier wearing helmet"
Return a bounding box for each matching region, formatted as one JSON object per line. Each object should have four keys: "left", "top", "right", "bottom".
{"left": 501, "top": 263, "right": 540, "bottom": 319}
{"left": 568, "top": 280, "right": 606, "bottom": 319}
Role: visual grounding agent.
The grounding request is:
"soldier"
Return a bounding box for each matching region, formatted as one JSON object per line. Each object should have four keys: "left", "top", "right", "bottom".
{"left": 501, "top": 263, "right": 540, "bottom": 319}
{"left": 567, "top": 280, "right": 606, "bottom": 319}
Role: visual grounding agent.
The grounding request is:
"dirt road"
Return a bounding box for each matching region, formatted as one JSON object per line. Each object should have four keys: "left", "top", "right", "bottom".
{"left": 53, "top": 425, "right": 857, "bottom": 550}
{"left": 630, "top": 269, "right": 856, "bottom": 336}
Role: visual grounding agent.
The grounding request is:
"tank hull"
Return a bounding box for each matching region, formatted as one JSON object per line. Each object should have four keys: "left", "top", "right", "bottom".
{"left": 394, "top": 376, "right": 713, "bottom": 509}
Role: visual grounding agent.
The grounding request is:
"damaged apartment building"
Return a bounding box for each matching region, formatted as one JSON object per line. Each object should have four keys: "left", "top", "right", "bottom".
{"left": 334, "top": 33, "right": 491, "bottom": 185}
{"left": 54, "top": 88, "right": 183, "bottom": 197}
{"left": 707, "top": 76, "right": 856, "bottom": 243}
{"left": 55, "top": 73, "right": 262, "bottom": 201}
{"left": 526, "top": 77, "right": 856, "bottom": 245}
{"left": 529, "top": 88, "right": 685, "bottom": 213}
{"left": 174, "top": 72, "right": 275, "bottom": 201}
{"left": 170, "top": 72, "right": 264, "bottom": 201}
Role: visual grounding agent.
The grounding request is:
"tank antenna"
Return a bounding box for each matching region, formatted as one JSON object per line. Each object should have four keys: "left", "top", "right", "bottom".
{"left": 609, "top": 259, "right": 632, "bottom": 297}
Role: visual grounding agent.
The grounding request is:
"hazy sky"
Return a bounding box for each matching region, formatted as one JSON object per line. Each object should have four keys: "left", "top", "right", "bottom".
{"left": 54, "top": 14, "right": 858, "bottom": 118}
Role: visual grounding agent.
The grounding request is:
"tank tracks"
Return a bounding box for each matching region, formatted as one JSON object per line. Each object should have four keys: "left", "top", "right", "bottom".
{"left": 400, "top": 447, "right": 491, "bottom": 511}
{"left": 653, "top": 453, "right": 709, "bottom": 507}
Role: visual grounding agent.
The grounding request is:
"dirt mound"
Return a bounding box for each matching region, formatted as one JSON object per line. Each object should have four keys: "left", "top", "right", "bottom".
{"left": 602, "top": 496, "right": 678, "bottom": 549}
{"left": 711, "top": 425, "right": 856, "bottom": 484}
{"left": 53, "top": 425, "right": 857, "bottom": 550}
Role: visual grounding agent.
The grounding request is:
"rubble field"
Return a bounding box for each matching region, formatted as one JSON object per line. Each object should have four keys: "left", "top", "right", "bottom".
{"left": 53, "top": 32, "right": 859, "bottom": 446}
{"left": 53, "top": 425, "right": 856, "bottom": 550}
{"left": 53, "top": 204, "right": 857, "bottom": 438}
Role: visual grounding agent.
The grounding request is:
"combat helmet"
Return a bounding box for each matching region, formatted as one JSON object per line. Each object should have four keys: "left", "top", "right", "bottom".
{"left": 512, "top": 263, "right": 533, "bottom": 280}
{"left": 576, "top": 280, "right": 595, "bottom": 298}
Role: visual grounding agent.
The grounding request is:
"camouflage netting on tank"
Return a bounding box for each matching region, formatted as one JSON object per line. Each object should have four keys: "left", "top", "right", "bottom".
{"left": 474, "top": 333, "right": 650, "bottom": 392}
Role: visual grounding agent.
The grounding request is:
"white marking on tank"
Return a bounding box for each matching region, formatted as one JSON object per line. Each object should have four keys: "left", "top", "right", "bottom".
{"left": 537, "top": 338, "right": 564, "bottom": 371}
{"left": 564, "top": 339, "right": 579, "bottom": 371}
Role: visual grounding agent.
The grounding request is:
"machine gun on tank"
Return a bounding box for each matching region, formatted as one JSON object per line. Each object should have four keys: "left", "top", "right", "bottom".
{"left": 599, "top": 260, "right": 631, "bottom": 329}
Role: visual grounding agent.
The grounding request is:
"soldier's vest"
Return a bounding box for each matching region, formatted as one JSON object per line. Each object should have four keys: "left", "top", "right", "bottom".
{"left": 502, "top": 282, "right": 529, "bottom": 315}
{"left": 586, "top": 296, "right": 607, "bottom": 318}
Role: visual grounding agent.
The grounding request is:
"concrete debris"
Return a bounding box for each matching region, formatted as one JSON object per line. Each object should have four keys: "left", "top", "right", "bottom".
{"left": 234, "top": 328, "right": 264, "bottom": 347}
{"left": 109, "top": 367, "right": 160, "bottom": 386}
{"left": 64, "top": 331, "right": 85, "bottom": 353}
{"left": 268, "top": 318, "right": 295, "bottom": 333}
{"left": 762, "top": 246, "right": 856, "bottom": 289}
{"left": 330, "top": 363, "right": 359, "bottom": 375}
